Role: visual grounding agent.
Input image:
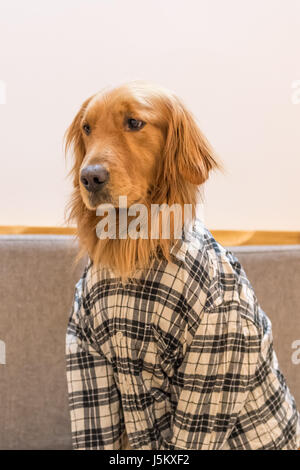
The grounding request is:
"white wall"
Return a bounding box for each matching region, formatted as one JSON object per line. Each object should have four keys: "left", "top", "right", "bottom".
{"left": 0, "top": 0, "right": 299, "bottom": 229}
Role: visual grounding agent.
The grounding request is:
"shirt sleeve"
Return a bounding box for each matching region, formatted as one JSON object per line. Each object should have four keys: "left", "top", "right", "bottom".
{"left": 65, "top": 275, "right": 125, "bottom": 450}
{"left": 162, "top": 307, "right": 261, "bottom": 450}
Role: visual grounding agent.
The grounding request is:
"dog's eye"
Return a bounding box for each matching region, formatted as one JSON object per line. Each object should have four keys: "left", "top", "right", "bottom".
{"left": 127, "top": 118, "right": 145, "bottom": 131}
{"left": 83, "top": 123, "right": 91, "bottom": 136}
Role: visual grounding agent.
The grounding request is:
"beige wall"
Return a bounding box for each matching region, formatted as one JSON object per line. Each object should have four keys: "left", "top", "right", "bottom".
{"left": 0, "top": 0, "right": 299, "bottom": 229}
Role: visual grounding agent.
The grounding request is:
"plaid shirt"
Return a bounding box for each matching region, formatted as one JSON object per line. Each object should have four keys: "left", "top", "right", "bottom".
{"left": 66, "top": 219, "right": 300, "bottom": 450}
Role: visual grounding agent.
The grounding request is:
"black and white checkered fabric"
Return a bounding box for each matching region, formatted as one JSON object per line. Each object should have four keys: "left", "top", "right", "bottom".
{"left": 66, "top": 219, "right": 300, "bottom": 450}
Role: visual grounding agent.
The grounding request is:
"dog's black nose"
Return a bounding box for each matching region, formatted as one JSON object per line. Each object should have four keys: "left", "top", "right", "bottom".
{"left": 80, "top": 164, "right": 109, "bottom": 192}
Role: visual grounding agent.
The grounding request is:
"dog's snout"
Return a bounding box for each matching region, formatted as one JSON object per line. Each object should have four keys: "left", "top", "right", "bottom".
{"left": 80, "top": 164, "right": 109, "bottom": 192}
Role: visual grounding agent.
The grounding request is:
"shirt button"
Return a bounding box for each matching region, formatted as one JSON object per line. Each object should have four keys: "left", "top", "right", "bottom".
{"left": 116, "top": 331, "right": 123, "bottom": 341}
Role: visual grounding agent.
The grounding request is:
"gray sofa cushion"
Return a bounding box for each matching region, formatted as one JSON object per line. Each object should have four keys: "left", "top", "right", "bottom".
{"left": 0, "top": 235, "right": 299, "bottom": 449}
{"left": 0, "top": 235, "right": 86, "bottom": 450}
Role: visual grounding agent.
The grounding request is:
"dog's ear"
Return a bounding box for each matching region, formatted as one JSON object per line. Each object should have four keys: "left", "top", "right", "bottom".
{"left": 163, "top": 96, "right": 221, "bottom": 185}
{"left": 65, "top": 95, "right": 94, "bottom": 186}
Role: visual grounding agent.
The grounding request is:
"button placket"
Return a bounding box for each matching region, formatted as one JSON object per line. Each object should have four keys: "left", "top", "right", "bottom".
{"left": 116, "top": 330, "right": 131, "bottom": 388}
{"left": 116, "top": 331, "right": 123, "bottom": 344}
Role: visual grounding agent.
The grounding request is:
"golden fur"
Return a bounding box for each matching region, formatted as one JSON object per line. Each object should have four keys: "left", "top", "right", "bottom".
{"left": 65, "top": 80, "right": 221, "bottom": 279}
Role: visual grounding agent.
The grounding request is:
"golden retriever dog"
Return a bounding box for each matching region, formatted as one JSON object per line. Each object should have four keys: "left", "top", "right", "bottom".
{"left": 65, "top": 82, "right": 300, "bottom": 450}
{"left": 65, "top": 80, "right": 220, "bottom": 278}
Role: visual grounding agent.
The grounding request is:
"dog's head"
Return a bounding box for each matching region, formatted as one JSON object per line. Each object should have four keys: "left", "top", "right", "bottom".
{"left": 65, "top": 80, "right": 220, "bottom": 211}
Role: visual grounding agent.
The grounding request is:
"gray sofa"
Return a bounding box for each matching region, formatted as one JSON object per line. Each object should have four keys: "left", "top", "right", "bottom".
{"left": 0, "top": 235, "right": 299, "bottom": 450}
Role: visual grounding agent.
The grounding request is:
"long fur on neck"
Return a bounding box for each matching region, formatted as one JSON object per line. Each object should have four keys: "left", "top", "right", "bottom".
{"left": 67, "top": 175, "right": 199, "bottom": 280}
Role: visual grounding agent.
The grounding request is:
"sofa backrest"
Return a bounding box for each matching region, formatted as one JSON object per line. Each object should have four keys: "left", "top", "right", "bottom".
{"left": 0, "top": 235, "right": 299, "bottom": 449}
{"left": 0, "top": 235, "right": 86, "bottom": 450}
